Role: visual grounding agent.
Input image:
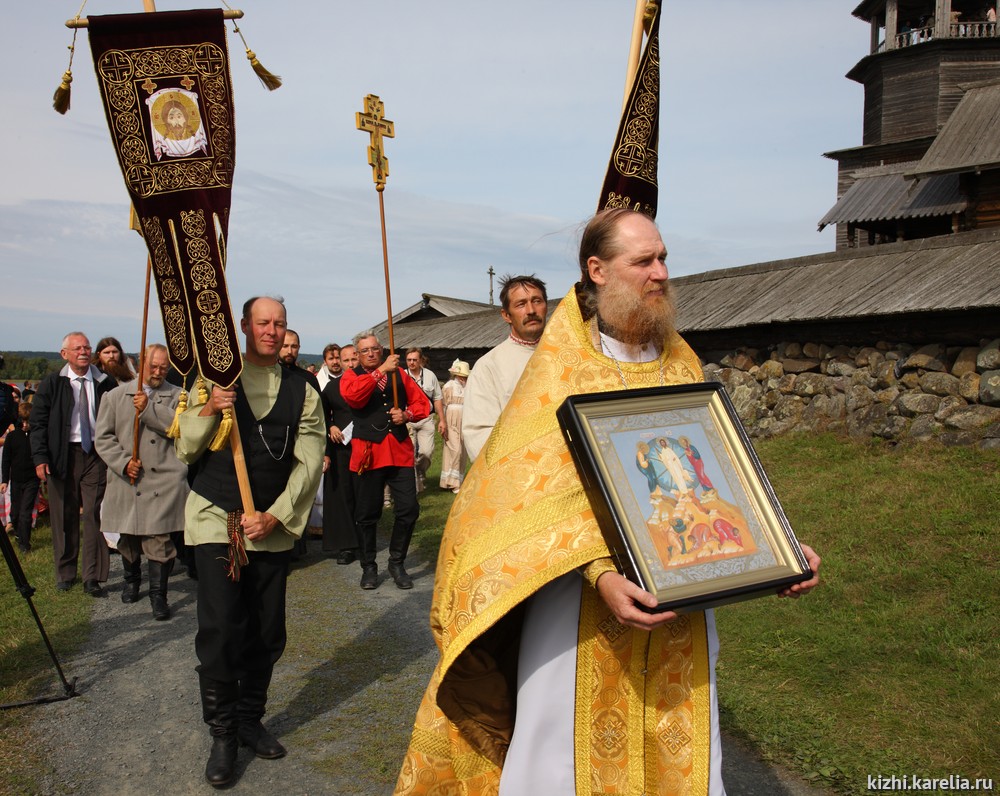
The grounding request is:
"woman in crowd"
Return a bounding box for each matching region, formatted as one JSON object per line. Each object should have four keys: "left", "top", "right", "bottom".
{"left": 439, "top": 360, "right": 469, "bottom": 493}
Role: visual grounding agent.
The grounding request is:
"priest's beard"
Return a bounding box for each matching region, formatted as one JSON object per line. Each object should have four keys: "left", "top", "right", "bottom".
{"left": 596, "top": 277, "right": 676, "bottom": 346}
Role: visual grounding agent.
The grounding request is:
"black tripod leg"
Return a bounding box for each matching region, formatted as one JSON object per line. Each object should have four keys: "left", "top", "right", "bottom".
{"left": 0, "top": 528, "right": 79, "bottom": 709}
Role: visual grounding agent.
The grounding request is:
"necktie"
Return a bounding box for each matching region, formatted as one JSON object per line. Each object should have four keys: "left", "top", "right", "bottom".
{"left": 77, "top": 377, "right": 92, "bottom": 453}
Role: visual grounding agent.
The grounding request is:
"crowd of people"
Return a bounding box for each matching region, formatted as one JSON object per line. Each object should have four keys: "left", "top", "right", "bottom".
{"left": 1, "top": 211, "right": 821, "bottom": 794}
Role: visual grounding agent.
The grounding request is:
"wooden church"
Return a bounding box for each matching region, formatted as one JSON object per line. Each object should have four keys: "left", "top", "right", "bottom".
{"left": 820, "top": 0, "right": 1000, "bottom": 247}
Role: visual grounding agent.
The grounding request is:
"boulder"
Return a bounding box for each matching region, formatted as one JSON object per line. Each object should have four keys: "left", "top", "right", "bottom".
{"left": 895, "top": 392, "right": 942, "bottom": 417}
{"left": 850, "top": 368, "right": 877, "bottom": 389}
{"left": 950, "top": 347, "right": 979, "bottom": 377}
{"left": 918, "top": 371, "right": 959, "bottom": 397}
{"left": 958, "top": 371, "right": 981, "bottom": 402}
{"left": 846, "top": 385, "right": 875, "bottom": 413}
{"left": 907, "top": 414, "right": 942, "bottom": 440}
{"left": 977, "top": 339, "right": 1000, "bottom": 371}
{"left": 873, "top": 361, "right": 897, "bottom": 390}
{"left": 943, "top": 404, "right": 1000, "bottom": 430}
{"left": 903, "top": 344, "right": 948, "bottom": 372}
{"left": 979, "top": 370, "right": 1000, "bottom": 407}
{"left": 782, "top": 358, "right": 820, "bottom": 374}
{"left": 756, "top": 359, "right": 784, "bottom": 383}
{"left": 934, "top": 395, "right": 967, "bottom": 422}
{"left": 825, "top": 359, "right": 857, "bottom": 377}
{"left": 792, "top": 373, "right": 828, "bottom": 397}
{"left": 855, "top": 347, "right": 882, "bottom": 367}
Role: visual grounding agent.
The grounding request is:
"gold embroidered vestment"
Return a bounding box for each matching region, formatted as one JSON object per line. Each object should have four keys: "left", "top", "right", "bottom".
{"left": 395, "top": 288, "right": 712, "bottom": 796}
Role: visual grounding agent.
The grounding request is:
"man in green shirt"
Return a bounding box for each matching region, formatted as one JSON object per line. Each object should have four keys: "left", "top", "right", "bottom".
{"left": 176, "top": 295, "right": 325, "bottom": 788}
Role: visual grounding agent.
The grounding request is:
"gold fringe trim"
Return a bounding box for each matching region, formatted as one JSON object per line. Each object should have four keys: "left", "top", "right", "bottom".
{"left": 165, "top": 388, "right": 187, "bottom": 439}
{"left": 208, "top": 407, "right": 233, "bottom": 452}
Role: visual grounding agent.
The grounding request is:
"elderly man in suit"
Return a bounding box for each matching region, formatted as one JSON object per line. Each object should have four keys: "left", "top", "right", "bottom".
{"left": 95, "top": 344, "right": 189, "bottom": 620}
{"left": 30, "top": 332, "right": 117, "bottom": 594}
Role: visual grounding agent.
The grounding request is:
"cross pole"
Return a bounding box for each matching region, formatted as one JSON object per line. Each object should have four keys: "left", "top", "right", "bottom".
{"left": 356, "top": 94, "right": 399, "bottom": 407}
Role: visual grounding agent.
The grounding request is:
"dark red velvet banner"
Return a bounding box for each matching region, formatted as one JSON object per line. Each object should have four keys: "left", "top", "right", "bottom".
{"left": 88, "top": 10, "right": 242, "bottom": 387}
{"left": 598, "top": 1, "right": 660, "bottom": 219}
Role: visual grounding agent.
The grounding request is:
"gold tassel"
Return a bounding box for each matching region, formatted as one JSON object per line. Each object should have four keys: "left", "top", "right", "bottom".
{"left": 53, "top": 70, "right": 73, "bottom": 115}
{"left": 195, "top": 376, "right": 209, "bottom": 406}
{"left": 54, "top": 2, "right": 86, "bottom": 115}
{"left": 224, "top": 9, "right": 282, "bottom": 91}
{"left": 225, "top": 510, "right": 248, "bottom": 582}
{"left": 245, "top": 48, "right": 282, "bottom": 91}
{"left": 208, "top": 407, "right": 233, "bottom": 452}
{"left": 165, "top": 388, "right": 187, "bottom": 439}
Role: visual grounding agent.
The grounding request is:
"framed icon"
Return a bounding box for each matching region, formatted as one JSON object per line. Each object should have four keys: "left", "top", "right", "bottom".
{"left": 557, "top": 382, "right": 812, "bottom": 613}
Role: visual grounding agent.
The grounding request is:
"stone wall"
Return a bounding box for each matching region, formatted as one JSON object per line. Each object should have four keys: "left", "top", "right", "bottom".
{"left": 702, "top": 338, "right": 1000, "bottom": 449}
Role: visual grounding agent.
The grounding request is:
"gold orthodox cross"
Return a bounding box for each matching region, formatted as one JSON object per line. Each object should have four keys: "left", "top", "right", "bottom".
{"left": 356, "top": 94, "right": 395, "bottom": 191}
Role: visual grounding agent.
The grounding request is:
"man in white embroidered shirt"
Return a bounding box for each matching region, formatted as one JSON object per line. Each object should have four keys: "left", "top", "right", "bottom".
{"left": 461, "top": 274, "right": 548, "bottom": 461}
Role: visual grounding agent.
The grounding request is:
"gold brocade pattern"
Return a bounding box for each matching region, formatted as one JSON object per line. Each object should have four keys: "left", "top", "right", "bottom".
{"left": 578, "top": 590, "right": 711, "bottom": 795}
{"left": 395, "top": 289, "right": 709, "bottom": 796}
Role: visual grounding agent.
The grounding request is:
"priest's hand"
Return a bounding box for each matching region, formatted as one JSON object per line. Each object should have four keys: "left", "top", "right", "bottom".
{"left": 133, "top": 391, "right": 148, "bottom": 413}
{"left": 778, "top": 543, "right": 821, "bottom": 598}
{"left": 596, "top": 571, "right": 680, "bottom": 630}
{"left": 241, "top": 511, "right": 279, "bottom": 542}
{"left": 125, "top": 458, "right": 142, "bottom": 480}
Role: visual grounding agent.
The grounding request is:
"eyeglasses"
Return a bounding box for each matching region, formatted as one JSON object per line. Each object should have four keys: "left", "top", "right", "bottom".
{"left": 358, "top": 347, "right": 381, "bottom": 355}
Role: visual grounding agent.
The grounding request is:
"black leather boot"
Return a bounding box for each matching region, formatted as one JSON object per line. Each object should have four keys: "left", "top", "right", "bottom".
{"left": 147, "top": 559, "right": 174, "bottom": 621}
{"left": 200, "top": 676, "right": 240, "bottom": 787}
{"left": 120, "top": 555, "right": 141, "bottom": 604}
{"left": 237, "top": 673, "right": 286, "bottom": 759}
{"left": 387, "top": 561, "right": 413, "bottom": 589}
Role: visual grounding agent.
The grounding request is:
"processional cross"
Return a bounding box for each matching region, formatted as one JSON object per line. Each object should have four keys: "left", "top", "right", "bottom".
{"left": 356, "top": 94, "right": 395, "bottom": 191}
{"left": 355, "top": 93, "right": 399, "bottom": 406}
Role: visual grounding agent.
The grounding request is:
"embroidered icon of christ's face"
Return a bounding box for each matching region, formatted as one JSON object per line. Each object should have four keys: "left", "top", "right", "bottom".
{"left": 166, "top": 105, "right": 187, "bottom": 131}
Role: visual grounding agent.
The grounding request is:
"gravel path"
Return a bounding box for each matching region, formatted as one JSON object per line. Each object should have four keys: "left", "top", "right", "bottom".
{"left": 27, "top": 538, "right": 828, "bottom": 796}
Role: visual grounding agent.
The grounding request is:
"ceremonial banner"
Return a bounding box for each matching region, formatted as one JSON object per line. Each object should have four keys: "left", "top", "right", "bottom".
{"left": 598, "top": 0, "right": 661, "bottom": 218}
{"left": 88, "top": 10, "right": 242, "bottom": 387}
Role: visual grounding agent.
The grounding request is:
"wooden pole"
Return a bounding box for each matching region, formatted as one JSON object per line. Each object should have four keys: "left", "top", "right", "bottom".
{"left": 130, "top": 255, "right": 152, "bottom": 483}
{"left": 623, "top": 0, "right": 647, "bottom": 112}
{"left": 377, "top": 185, "right": 399, "bottom": 408}
{"left": 126, "top": 1, "right": 156, "bottom": 484}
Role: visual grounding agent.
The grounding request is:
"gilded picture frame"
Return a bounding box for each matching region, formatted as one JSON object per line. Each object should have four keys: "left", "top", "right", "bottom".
{"left": 557, "top": 382, "right": 812, "bottom": 613}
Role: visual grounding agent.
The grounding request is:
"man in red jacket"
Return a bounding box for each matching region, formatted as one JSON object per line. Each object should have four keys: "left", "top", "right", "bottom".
{"left": 340, "top": 331, "right": 430, "bottom": 591}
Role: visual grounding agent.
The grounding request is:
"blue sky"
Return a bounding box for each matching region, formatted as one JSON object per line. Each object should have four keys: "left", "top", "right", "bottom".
{"left": 1, "top": 1, "right": 868, "bottom": 355}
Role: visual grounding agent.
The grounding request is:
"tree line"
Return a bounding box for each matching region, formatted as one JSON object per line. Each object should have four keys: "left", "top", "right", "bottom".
{"left": 1, "top": 351, "right": 63, "bottom": 382}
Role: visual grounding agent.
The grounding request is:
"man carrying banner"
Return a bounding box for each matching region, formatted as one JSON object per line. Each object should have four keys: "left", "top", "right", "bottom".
{"left": 394, "top": 209, "right": 821, "bottom": 796}
{"left": 176, "top": 295, "right": 324, "bottom": 788}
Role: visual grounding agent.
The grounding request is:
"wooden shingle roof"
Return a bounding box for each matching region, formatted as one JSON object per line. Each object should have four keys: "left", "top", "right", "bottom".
{"left": 817, "top": 162, "right": 965, "bottom": 231}
{"left": 909, "top": 81, "right": 1000, "bottom": 179}
{"left": 672, "top": 228, "right": 1000, "bottom": 333}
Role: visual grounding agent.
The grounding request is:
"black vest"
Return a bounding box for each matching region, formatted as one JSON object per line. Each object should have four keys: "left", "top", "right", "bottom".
{"left": 192, "top": 367, "right": 305, "bottom": 512}
{"left": 350, "top": 366, "right": 409, "bottom": 444}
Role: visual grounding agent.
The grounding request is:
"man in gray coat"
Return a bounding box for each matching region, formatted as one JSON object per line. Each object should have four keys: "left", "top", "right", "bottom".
{"left": 95, "top": 344, "right": 189, "bottom": 620}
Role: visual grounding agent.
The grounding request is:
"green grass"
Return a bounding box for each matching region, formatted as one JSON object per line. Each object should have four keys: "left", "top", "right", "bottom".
{"left": 716, "top": 434, "right": 999, "bottom": 794}
{"left": 0, "top": 517, "right": 94, "bottom": 793}
{"left": 4, "top": 435, "right": 997, "bottom": 794}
